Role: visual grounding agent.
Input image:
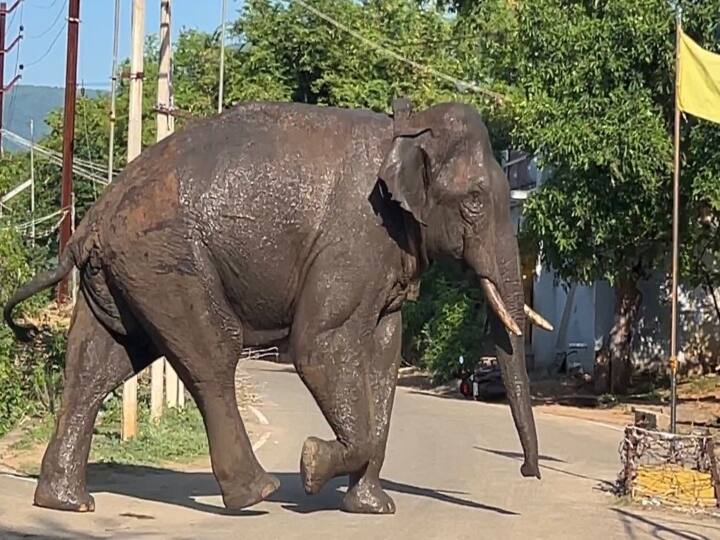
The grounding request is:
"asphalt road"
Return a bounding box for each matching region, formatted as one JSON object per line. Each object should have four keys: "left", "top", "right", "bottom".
{"left": 1, "top": 360, "right": 719, "bottom": 539}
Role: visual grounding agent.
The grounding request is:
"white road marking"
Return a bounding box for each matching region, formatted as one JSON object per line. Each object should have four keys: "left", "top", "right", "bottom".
{"left": 252, "top": 432, "right": 272, "bottom": 452}
{"left": 249, "top": 405, "right": 270, "bottom": 426}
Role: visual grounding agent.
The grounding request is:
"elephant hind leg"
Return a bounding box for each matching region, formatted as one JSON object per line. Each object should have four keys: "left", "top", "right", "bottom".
{"left": 34, "top": 294, "right": 156, "bottom": 512}
{"left": 120, "top": 251, "right": 278, "bottom": 511}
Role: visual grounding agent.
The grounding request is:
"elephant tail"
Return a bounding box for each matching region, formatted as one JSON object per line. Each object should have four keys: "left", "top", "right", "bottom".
{"left": 3, "top": 246, "right": 78, "bottom": 343}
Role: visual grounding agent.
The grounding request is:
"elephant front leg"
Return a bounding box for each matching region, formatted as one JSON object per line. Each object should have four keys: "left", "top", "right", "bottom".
{"left": 344, "top": 311, "right": 401, "bottom": 514}
{"left": 293, "top": 340, "right": 375, "bottom": 500}
{"left": 290, "top": 267, "right": 400, "bottom": 514}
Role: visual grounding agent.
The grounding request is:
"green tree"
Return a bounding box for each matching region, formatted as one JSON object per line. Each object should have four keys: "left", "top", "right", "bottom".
{"left": 0, "top": 0, "right": 500, "bottom": 396}
{"left": 458, "top": 0, "right": 720, "bottom": 392}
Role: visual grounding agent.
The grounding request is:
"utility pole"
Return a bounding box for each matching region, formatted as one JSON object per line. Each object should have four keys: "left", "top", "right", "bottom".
{"left": 57, "top": 0, "right": 80, "bottom": 304}
{"left": 151, "top": 0, "right": 182, "bottom": 419}
{"left": 0, "top": 0, "right": 24, "bottom": 156}
{"left": 30, "top": 119, "right": 34, "bottom": 244}
{"left": 107, "top": 0, "right": 120, "bottom": 184}
{"left": 122, "top": 0, "right": 145, "bottom": 442}
{"left": 218, "top": 0, "right": 227, "bottom": 114}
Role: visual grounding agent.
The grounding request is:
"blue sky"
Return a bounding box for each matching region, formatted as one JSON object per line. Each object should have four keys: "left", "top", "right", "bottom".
{"left": 14, "top": 0, "right": 244, "bottom": 88}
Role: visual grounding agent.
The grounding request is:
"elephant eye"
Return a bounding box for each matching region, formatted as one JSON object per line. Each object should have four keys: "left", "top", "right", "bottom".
{"left": 461, "top": 192, "right": 485, "bottom": 220}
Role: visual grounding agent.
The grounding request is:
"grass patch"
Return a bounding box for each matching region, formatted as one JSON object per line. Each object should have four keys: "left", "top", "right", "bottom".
{"left": 7, "top": 391, "right": 209, "bottom": 473}
{"left": 91, "top": 394, "right": 209, "bottom": 465}
{"left": 680, "top": 374, "right": 719, "bottom": 397}
{"left": 9, "top": 415, "right": 55, "bottom": 452}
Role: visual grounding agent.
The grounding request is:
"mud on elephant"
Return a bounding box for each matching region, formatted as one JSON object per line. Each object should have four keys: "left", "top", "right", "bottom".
{"left": 4, "top": 98, "right": 552, "bottom": 514}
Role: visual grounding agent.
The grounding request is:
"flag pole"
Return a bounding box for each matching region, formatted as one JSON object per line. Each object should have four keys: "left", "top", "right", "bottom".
{"left": 670, "top": 5, "right": 683, "bottom": 434}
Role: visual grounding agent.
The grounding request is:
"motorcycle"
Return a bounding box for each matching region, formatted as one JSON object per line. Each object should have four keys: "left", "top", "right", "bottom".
{"left": 456, "top": 356, "right": 506, "bottom": 401}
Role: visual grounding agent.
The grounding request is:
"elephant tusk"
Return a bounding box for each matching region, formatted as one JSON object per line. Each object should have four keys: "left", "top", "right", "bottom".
{"left": 480, "top": 278, "right": 523, "bottom": 337}
{"left": 524, "top": 304, "right": 554, "bottom": 332}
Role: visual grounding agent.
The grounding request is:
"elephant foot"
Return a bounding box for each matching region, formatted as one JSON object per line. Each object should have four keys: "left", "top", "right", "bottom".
{"left": 222, "top": 472, "right": 280, "bottom": 511}
{"left": 34, "top": 478, "right": 95, "bottom": 513}
{"left": 300, "top": 436, "right": 337, "bottom": 495}
{"left": 342, "top": 478, "right": 396, "bottom": 514}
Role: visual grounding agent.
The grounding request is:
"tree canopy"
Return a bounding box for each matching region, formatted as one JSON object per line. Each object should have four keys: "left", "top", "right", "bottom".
{"left": 455, "top": 0, "right": 720, "bottom": 290}
{"left": 2, "top": 0, "right": 720, "bottom": 398}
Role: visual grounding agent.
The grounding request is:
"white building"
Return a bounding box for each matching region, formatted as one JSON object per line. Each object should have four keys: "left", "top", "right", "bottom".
{"left": 504, "top": 152, "right": 720, "bottom": 376}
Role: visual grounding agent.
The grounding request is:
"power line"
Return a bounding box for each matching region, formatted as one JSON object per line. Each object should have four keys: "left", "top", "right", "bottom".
{"left": 77, "top": 80, "right": 111, "bottom": 88}
{"left": 29, "top": 0, "right": 62, "bottom": 9}
{"left": 7, "top": 1, "right": 18, "bottom": 29}
{"left": 292, "top": 0, "right": 505, "bottom": 101}
{"left": 23, "top": 18, "right": 65, "bottom": 66}
{"left": 26, "top": 0, "right": 66, "bottom": 39}
{"left": 1, "top": 128, "right": 111, "bottom": 185}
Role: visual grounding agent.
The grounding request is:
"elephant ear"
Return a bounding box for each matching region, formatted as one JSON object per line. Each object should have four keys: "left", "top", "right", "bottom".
{"left": 378, "top": 98, "right": 432, "bottom": 225}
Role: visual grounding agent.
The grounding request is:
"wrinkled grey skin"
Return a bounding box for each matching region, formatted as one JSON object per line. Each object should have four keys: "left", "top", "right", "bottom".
{"left": 4, "top": 99, "right": 540, "bottom": 515}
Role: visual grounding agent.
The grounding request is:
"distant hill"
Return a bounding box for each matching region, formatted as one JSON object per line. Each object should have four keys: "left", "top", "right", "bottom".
{"left": 2, "top": 85, "right": 102, "bottom": 152}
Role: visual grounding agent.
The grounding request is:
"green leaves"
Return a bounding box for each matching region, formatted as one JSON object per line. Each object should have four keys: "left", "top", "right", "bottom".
{"left": 227, "top": 0, "right": 469, "bottom": 111}
{"left": 465, "top": 0, "right": 720, "bottom": 290}
{"left": 402, "top": 261, "right": 489, "bottom": 382}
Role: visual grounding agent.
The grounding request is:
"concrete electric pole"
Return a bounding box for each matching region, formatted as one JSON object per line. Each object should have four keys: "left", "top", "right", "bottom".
{"left": 57, "top": 0, "right": 81, "bottom": 304}
{"left": 122, "top": 0, "right": 146, "bottom": 441}
{"left": 151, "top": 0, "right": 184, "bottom": 419}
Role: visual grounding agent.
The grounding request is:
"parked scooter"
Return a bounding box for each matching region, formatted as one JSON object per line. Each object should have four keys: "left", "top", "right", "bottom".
{"left": 456, "top": 356, "right": 506, "bottom": 401}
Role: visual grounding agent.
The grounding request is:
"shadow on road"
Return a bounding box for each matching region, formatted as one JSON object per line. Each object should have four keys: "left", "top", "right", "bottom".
{"left": 0, "top": 525, "right": 101, "bottom": 540}
{"left": 612, "top": 508, "right": 715, "bottom": 540}
{"left": 85, "top": 463, "right": 518, "bottom": 517}
{"left": 474, "top": 446, "right": 567, "bottom": 463}
{"left": 473, "top": 446, "right": 615, "bottom": 489}
{"left": 0, "top": 518, "right": 159, "bottom": 540}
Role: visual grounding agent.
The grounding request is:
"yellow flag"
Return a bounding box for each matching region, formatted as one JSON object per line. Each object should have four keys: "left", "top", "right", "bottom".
{"left": 677, "top": 29, "right": 720, "bottom": 124}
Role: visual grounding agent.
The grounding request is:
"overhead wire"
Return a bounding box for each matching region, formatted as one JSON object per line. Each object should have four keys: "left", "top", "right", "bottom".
{"left": 26, "top": 0, "right": 67, "bottom": 40}
{"left": 23, "top": 19, "right": 65, "bottom": 67}
{"left": 1, "top": 129, "right": 110, "bottom": 186}
{"left": 7, "top": 2, "right": 19, "bottom": 30}
{"left": 291, "top": 0, "right": 505, "bottom": 101}
{"left": 29, "top": 0, "right": 62, "bottom": 9}
{"left": 1, "top": 207, "right": 70, "bottom": 239}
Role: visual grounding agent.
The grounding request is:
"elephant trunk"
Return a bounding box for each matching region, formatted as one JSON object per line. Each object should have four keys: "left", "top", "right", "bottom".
{"left": 478, "top": 243, "right": 540, "bottom": 479}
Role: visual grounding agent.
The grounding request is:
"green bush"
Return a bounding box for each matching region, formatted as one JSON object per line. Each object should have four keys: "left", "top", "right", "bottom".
{"left": 0, "top": 227, "right": 63, "bottom": 436}
{"left": 10, "top": 391, "right": 208, "bottom": 474}
{"left": 90, "top": 392, "right": 208, "bottom": 465}
{"left": 402, "top": 259, "right": 489, "bottom": 382}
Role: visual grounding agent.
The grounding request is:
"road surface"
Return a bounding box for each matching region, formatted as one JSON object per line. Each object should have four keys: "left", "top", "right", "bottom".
{"left": 1, "top": 360, "right": 718, "bottom": 539}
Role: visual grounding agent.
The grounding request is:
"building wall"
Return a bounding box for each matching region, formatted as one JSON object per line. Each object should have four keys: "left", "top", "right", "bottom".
{"left": 596, "top": 273, "right": 720, "bottom": 375}
{"left": 532, "top": 270, "right": 720, "bottom": 375}
{"left": 505, "top": 151, "right": 719, "bottom": 375}
{"left": 531, "top": 268, "right": 598, "bottom": 373}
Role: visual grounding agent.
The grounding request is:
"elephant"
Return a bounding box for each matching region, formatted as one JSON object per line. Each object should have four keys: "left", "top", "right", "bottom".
{"left": 4, "top": 98, "right": 552, "bottom": 515}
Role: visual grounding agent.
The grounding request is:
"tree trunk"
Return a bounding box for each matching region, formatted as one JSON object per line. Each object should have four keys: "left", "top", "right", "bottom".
{"left": 594, "top": 276, "right": 642, "bottom": 395}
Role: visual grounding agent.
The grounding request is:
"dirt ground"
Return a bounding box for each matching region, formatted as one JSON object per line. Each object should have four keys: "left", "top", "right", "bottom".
{"left": 397, "top": 366, "right": 720, "bottom": 432}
